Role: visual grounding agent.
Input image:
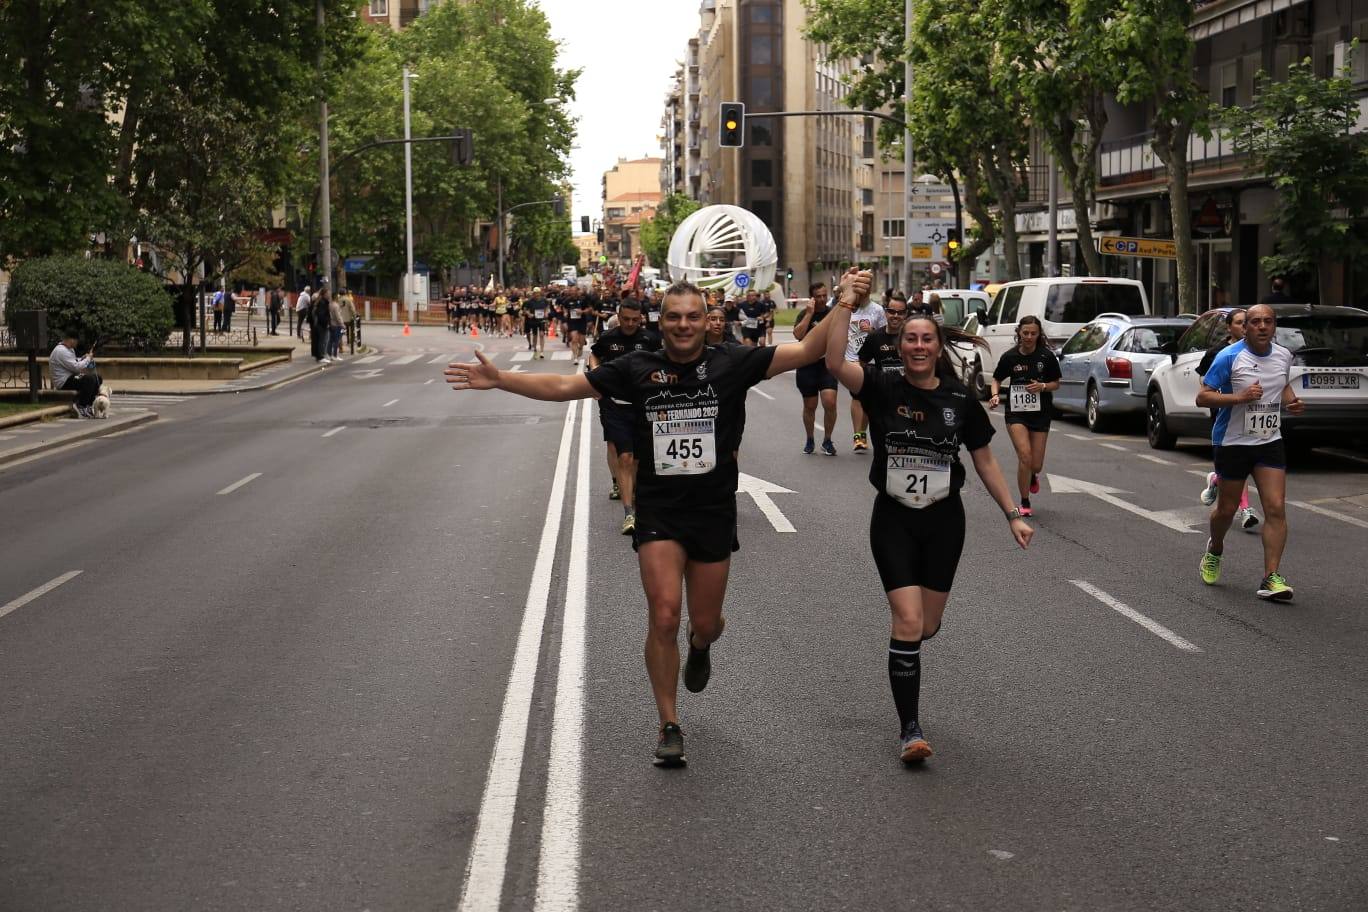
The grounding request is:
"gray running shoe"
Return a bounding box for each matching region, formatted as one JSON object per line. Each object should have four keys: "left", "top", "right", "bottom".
{"left": 900, "top": 721, "right": 932, "bottom": 764}
{"left": 654, "top": 723, "right": 686, "bottom": 767}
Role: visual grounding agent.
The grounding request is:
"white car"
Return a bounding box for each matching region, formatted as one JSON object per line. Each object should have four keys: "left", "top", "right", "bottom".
{"left": 979, "top": 278, "right": 1151, "bottom": 381}
{"left": 1146, "top": 304, "right": 1368, "bottom": 449}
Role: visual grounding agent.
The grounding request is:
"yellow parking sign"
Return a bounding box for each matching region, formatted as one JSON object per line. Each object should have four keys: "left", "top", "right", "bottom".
{"left": 909, "top": 245, "right": 934, "bottom": 260}
{"left": 1098, "top": 235, "right": 1177, "bottom": 259}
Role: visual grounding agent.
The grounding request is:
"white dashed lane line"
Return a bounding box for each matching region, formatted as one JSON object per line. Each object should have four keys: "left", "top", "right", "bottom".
{"left": 1290, "top": 500, "right": 1368, "bottom": 530}
{"left": 1069, "top": 580, "right": 1203, "bottom": 654}
{"left": 383, "top": 398, "right": 400, "bottom": 408}
{"left": 322, "top": 426, "right": 346, "bottom": 438}
{"left": 1, "top": 571, "right": 83, "bottom": 623}
{"left": 216, "top": 473, "right": 262, "bottom": 496}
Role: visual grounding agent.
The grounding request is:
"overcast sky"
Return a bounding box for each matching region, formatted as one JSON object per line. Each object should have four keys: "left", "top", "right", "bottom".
{"left": 541, "top": 0, "right": 702, "bottom": 233}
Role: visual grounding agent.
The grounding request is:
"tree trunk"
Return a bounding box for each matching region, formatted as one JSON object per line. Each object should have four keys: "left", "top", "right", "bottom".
{"left": 1156, "top": 120, "right": 1197, "bottom": 315}
{"left": 959, "top": 170, "right": 997, "bottom": 287}
{"left": 1049, "top": 109, "right": 1105, "bottom": 277}
{"left": 981, "top": 154, "right": 1022, "bottom": 280}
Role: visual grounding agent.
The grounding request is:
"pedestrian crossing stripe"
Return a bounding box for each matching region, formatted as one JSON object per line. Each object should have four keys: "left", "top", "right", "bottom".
{"left": 428, "top": 354, "right": 456, "bottom": 364}
{"left": 551, "top": 351, "right": 572, "bottom": 361}
{"left": 390, "top": 354, "right": 422, "bottom": 365}
{"left": 511, "top": 352, "right": 533, "bottom": 362}
{"left": 354, "top": 355, "right": 383, "bottom": 364}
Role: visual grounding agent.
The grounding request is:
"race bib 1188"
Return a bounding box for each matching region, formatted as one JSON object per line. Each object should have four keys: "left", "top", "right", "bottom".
{"left": 1009, "top": 384, "right": 1041, "bottom": 413}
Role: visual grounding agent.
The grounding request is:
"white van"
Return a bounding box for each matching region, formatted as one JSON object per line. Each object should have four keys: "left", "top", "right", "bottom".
{"left": 980, "top": 278, "right": 1150, "bottom": 374}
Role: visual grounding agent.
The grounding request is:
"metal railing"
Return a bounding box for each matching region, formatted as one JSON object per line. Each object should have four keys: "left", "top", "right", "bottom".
{"left": 1100, "top": 128, "right": 1246, "bottom": 185}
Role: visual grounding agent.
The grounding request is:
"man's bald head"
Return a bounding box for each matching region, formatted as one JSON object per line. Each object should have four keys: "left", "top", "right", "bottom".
{"left": 1244, "top": 303, "right": 1277, "bottom": 349}
{"left": 1246, "top": 303, "right": 1275, "bottom": 321}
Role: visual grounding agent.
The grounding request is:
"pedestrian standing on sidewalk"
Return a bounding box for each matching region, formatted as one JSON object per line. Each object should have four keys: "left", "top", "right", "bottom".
{"left": 222, "top": 286, "right": 236, "bottom": 332}
{"left": 339, "top": 288, "right": 358, "bottom": 354}
{"left": 296, "top": 285, "right": 312, "bottom": 340}
{"left": 311, "top": 286, "right": 331, "bottom": 363}
{"left": 212, "top": 288, "right": 224, "bottom": 332}
{"left": 328, "top": 289, "right": 345, "bottom": 360}
{"left": 268, "top": 286, "right": 284, "bottom": 335}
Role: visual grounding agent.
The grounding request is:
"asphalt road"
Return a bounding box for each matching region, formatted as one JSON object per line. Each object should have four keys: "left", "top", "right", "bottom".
{"left": 2, "top": 323, "right": 1366, "bottom": 912}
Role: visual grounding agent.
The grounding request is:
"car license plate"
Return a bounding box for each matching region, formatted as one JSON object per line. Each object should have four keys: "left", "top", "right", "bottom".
{"left": 1301, "top": 373, "right": 1360, "bottom": 390}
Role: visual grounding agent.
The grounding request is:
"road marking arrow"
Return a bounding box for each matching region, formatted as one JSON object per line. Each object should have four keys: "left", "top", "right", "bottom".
{"left": 737, "top": 472, "right": 796, "bottom": 533}
{"left": 350, "top": 369, "right": 384, "bottom": 379}
{"left": 1045, "top": 473, "right": 1200, "bottom": 534}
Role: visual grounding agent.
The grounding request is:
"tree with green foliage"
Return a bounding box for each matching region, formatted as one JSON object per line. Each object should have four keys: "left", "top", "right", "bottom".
{"left": 1107, "top": 0, "right": 1211, "bottom": 313}
{"left": 5, "top": 256, "right": 173, "bottom": 352}
{"left": 321, "top": 0, "right": 577, "bottom": 288}
{"left": 639, "top": 194, "right": 702, "bottom": 268}
{"left": 805, "top": 0, "right": 1029, "bottom": 285}
{"left": 1223, "top": 55, "right": 1368, "bottom": 302}
{"left": 995, "top": 0, "right": 1119, "bottom": 276}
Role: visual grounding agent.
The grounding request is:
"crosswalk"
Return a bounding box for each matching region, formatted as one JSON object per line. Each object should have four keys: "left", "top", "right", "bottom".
{"left": 345, "top": 350, "right": 579, "bottom": 372}
{"left": 112, "top": 394, "right": 190, "bottom": 410}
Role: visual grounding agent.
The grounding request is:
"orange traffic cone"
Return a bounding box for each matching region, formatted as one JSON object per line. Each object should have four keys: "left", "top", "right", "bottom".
{"left": 548, "top": 321, "right": 557, "bottom": 339}
{"left": 471, "top": 325, "right": 479, "bottom": 338}
{"left": 402, "top": 323, "right": 411, "bottom": 336}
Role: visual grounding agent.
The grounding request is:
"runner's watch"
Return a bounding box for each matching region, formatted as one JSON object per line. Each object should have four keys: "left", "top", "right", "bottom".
{"left": 1005, "top": 507, "right": 1024, "bottom": 521}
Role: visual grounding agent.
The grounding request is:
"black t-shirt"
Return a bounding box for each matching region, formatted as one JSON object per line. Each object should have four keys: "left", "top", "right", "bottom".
{"left": 738, "top": 299, "right": 767, "bottom": 331}
{"left": 591, "top": 326, "right": 662, "bottom": 365}
{"left": 586, "top": 344, "right": 777, "bottom": 508}
{"left": 992, "top": 347, "right": 1062, "bottom": 414}
{"left": 855, "top": 367, "right": 995, "bottom": 506}
{"left": 796, "top": 303, "right": 832, "bottom": 369}
{"left": 858, "top": 329, "right": 903, "bottom": 375}
{"left": 1197, "top": 341, "right": 1231, "bottom": 377}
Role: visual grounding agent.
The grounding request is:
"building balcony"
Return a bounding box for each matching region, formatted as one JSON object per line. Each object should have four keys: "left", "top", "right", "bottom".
{"left": 1099, "top": 128, "right": 1245, "bottom": 190}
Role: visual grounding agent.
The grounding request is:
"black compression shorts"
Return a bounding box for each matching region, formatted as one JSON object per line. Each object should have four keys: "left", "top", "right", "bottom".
{"left": 741, "top": 326, "right": 765, "bottom": 343}
{"left": 567, "top": 320, "right": 587, "bottom": 335}
{"left": 598, "top": 403, "right": 634, "bottom": 452}
{"left": 869, "top": 493, "right": 966, "bottom": 593}
{"left": 795, "top": 362, "right": 838, "bottom": 397}
{"left": 633, "top": 498, "right": 739, "bottom": 564}
{"left": 1214, "top": 440, "right": 1286, "bottom": 482}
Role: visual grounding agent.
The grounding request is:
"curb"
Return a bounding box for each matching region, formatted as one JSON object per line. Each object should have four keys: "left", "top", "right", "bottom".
{"left": 103, "top": 346, "right": 374, "bottom": 397}
{"left": 0, "top": 405, "right": 71, "bottom": 429}
{"left": 0, "top": 411, "right": 158, "bottom": 467}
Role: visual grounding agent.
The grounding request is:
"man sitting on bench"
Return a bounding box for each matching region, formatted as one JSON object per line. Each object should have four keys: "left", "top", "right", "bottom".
{"left": 49, "top": 330, "right": 101, "bottom": 417}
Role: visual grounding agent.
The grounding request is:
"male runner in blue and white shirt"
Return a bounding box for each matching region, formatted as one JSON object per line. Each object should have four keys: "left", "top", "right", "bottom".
{"left": 1196, "top": 303, "right": 1304, "bottom": 601}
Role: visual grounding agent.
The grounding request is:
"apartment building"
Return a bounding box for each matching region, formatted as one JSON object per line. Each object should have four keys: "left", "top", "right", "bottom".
{"left": 360, "top": 0, "right": 444, "bottom": 31}
{"left": 602, "top": 158, "right": 663, "bottom": 266}
{"left": 668, "top": 0, "right": 878, "bottom": 297}
{"left": 1017, "top": 0, "right": 1368, "bottom": 312}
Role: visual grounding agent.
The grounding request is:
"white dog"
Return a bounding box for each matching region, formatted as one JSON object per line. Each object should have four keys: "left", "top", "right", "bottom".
{"left": 91, "top": 383, "right": 112, "bottom": 419}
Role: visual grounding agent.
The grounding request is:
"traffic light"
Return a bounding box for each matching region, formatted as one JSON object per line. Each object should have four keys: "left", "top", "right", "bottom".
{"left": 553, "top": 196, "right": 565, "bottom": 217}
{"left": 450, "top": 128, "right": 474, "bottom": 166}
{"left": 946, "top": 228, "right": 961, "bottom": 252}
{"left": 596, "top": 227, "right": 604, "bottom": 244}
{"left": 581, "top": 215, "right": 591, "bottom": 233}
{"left": 720, "top": 102, "right": 745, "bottom": 148}
{"left": 786, "top": 267, "right": 794, "bottom": 281}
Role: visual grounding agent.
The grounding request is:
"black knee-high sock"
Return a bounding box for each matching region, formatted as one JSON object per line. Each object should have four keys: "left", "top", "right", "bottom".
{"left": 888, "top": 638, "right": 922, "bottom": 730}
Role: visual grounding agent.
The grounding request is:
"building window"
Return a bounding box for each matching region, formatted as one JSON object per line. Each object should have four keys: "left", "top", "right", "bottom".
{"left": 750, "top": 4, "right": 774, "bottom": 23}
{"left": 882, "top": 219, "right": 905, "bottom": 238}
{"left": 369, "top": 0, "right": 388, "bottom": 16}
{"left": 748, "top": 76, "right": 775, "bottom": 108}
{"left": 861, "top": 188, "right": 874, "bottom": 206}
{"left": 752, "top": 200, "right": 774, "bottom": 227}
{"left": 750, "top": 35, "right": 773, "bottom": 66}
{"left": 607, "top": 208, "right": 625, "bottom": 219}
{"left": 861, "top": 214, "right": 875, "bottom": 251}
{"left": 750, "top": 159, "right": 774, "bottom": 187}
{"left": 862, "top": 117, "right": 875, "bottom": 159}
{"left": 750, "top": 120, "right": 773, "bottom": 146}
{"left": 1215, "top": 61, "right": 1236, "bottom": 107}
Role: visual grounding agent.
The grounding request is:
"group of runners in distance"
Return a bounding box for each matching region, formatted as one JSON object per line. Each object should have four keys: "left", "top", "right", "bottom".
{"left": 446, "top": 271, "right": 1303, "bottom": 768}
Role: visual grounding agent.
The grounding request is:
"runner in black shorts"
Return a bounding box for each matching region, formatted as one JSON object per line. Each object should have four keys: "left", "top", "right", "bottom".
{"left": 989, "top": 315, "right": 1061, "bottom": 517}
{"left": 825, "top": 296, "right": 1033, "bottom": 765}
{"left": 589, "top": 298, "right": 662, "bottom": 535}
{"left": 738, "top": 290, "right": 767, "bottom": 346}
{"left": 794, "top": 282, "right": 839, "bottom": 455}
{"left": 446, "top": 275, "right": 862, "bottom": 766}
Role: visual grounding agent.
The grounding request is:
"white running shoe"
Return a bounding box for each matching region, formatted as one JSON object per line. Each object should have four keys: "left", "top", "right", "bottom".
{"left": 1238, "top": 508, "right": 1261, "bottom": 532}
{"left": 1199, "top": 471, "right": 1219, "bottom": 506}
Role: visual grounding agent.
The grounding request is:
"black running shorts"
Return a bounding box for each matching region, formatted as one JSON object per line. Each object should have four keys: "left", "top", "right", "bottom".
{"left": 869, "top": 493, "right": 966, "bottom": 593}
{"left": 598, "top": 402, "right": 634, "bottom": 453}
{"left": 1214, "top": 440, "right": 1286, "bottom": 482}
{"left": 741, "top": 326, "right": 765, "bottom": 343}
{"left": 795, "top": 362, "right": 838, "bottom": 397}
{"left": 567, "top": 319, "right": 587, "bottom": 335}
{"left": 1005, "top": 412, "right": 1052, "bottom": 433}
{"left": 633, "top": 498, "right": 739, "bottom": 564}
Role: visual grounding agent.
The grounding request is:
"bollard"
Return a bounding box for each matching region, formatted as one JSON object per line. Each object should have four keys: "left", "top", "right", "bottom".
{"left": 364, "top": 300, "right": 371, "bottom": 322}
{"left": 390, "top": 301, "right": 397, "bottom": 322}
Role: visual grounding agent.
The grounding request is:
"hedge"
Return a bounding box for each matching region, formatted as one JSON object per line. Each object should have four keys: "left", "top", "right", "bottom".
{"left": 5, "top": 256, "right": 174, "bottom": 352}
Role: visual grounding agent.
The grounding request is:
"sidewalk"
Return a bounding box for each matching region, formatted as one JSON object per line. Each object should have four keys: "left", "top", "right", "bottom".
{"left": 0, "top": 410, "right": 157, "bottom": 467}
{"left": 107, "top": 333, "right": 370, "bottom": 396}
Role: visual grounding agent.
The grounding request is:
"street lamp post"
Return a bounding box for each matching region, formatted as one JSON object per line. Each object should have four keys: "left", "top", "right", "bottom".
{"left": 403, "top": 66, "right": 418, "bottom": 321}
{"left": 317, "top": 0, "right": 333, "bottom": 293}
{"left": 903, "top": 0, "right": 916, "bottom": 294}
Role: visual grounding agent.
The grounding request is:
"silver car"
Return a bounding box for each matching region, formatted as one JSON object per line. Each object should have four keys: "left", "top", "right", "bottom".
{"left": 1056, "top": 315, "right": 1193, "bottom": 431}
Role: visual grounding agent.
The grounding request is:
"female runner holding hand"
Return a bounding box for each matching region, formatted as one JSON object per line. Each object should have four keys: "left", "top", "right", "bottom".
{"left": 824, "top": 282, "right": 1034, "bottom": 765}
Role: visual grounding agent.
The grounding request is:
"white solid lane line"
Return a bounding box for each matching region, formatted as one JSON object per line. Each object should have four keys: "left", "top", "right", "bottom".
{"left": 322, "top": 426, "right": 346, "bottom": 438}
{"left": 534, "top": 393, "right": 593, "bottom": 912}
{"left": 1289, "top": 500, "right": 1368, "bottom": 530}
{"left": 383, "top": 398, "right": 399, "bottom": 408}
{"left": 1099, "top": 442, "right": 1128, "bottom": 451}
{"left": 1137, "top": 454, "right": 1174, "bottom": 465}
{"left": 457, "top": 399, "right": 580, "bottom": 912}
{"left": 1069, "top": 580, "right": 1202, "bottom": 654}
{"left": 425, "top": 378, "right": 435, "bottom": 385}
{"left": 748, "top": 386, "right": 776, "bottom": 400}
{"left": 0, "top": 571, "right": 83, "bottom": 623}
{"left": 216, "top": 473, "right": 262, "bottom": 496}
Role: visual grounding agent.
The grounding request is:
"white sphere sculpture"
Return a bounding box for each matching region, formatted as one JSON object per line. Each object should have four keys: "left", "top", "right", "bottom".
{"left": 666, "top": 204, "right": 778, "bottom": 298}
